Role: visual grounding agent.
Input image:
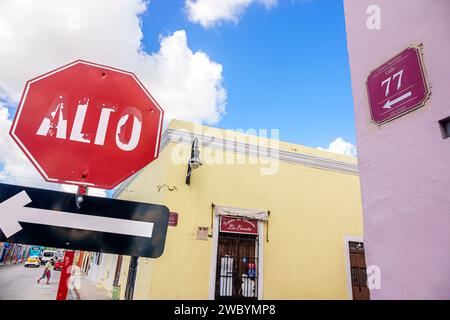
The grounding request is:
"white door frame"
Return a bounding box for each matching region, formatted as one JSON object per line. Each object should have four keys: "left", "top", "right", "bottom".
{"left": 105, "top": 254, "right": 117, "bottom": 291}
{"left": 208, "top": 215, "right": 264, "bottom": 300}
{"left": 343, "top": 235, "right": 364, "bottom": 300}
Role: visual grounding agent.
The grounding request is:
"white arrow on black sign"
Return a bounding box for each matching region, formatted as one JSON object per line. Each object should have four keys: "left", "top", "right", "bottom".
{"left": 0, "top": 191, "right": 154, "bottom": 238}
{"left": 0, "top": 183, "right": 169, "bottom": 258}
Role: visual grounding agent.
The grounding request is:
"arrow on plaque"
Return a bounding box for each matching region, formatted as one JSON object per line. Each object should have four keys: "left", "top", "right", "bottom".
{"left": 382, "top": 91, "right": 412, "bottom": 109}
{"left": 0, "top": 191, "right": 154, "bottom": 238}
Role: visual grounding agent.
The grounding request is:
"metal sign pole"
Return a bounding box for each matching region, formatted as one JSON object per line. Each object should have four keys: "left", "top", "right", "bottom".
{"left": 124, "top": 256, "right": 139, "bottom": 300}
{"left": 56, "top": 250, "right": 75, "bottom": 300}
{"left": 56, "top": 185, "right": 86, "bottom": 300}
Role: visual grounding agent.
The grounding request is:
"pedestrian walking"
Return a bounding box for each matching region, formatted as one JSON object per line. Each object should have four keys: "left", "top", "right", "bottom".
{"left": 37, "top": 258, "right": 54, "bottom": 284}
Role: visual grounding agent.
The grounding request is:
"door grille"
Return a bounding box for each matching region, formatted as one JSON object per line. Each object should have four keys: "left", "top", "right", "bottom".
{"left": 215, "top": 232, "right": 259, "bottom": 300}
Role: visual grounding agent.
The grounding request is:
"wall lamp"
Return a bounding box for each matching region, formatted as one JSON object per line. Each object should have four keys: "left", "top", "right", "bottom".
{"left": 157, "top": 184, "right": 177, "bottom": 192}
{"left": 186, "top": 137, "right": 202, "bottom": 185}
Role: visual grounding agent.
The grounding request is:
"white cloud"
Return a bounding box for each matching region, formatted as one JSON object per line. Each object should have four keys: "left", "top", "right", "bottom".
{"left": 0, "top": 0, "right": 226, "bottom": 191}
{"left": 318, "top": 137, "right": 357, "bottom": 157}
{"left": 0, "top": 105, "right": 42, "bottom": 185}
{"left": 148, "top": 30, "right": 226, "bottom": 123}
{"left": 0, "top": 0, "right": 226, "bottom": 124}
{"left": 185, "top": 0, "right": 278, "bottom": 28}
{"left": 1, "top": 105, "right": 107, "bottom": 196}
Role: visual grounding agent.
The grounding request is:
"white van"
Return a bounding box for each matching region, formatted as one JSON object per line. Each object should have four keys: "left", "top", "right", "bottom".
{"left": 40, "top": 250, "right": 56, "bottom": 265}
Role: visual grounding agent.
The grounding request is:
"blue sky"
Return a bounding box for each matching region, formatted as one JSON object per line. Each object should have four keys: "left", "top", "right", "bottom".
{"left": 140, "top": 0, "right": 355, "bottom": 148}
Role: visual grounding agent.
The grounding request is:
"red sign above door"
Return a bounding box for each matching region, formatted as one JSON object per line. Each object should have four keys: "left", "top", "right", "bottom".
{"left": 366, "top": 46, "right": 430, "bottom": 124}
{"left": 220, "top": 216, "right": 258, "bottom": 235}
{"left": 169, "top": 212, "right": 178, "bottom": 227}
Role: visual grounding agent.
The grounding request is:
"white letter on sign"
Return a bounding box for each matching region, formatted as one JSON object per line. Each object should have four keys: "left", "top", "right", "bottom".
{"left": 115, "top": 108, "right": 142, "bottom": 151}
{"left": 94, "top": 108, "right": 116, "bottom": 146}
{"left": 69, "top": 99, "right": 91, "bottom": 144}
{"left": 36, "top": 97, "right": 67, "bottom": 139}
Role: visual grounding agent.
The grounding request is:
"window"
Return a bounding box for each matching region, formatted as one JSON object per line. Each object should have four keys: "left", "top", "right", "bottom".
{"left": 215, "top": 232, "right": 259, "bottom": 300}
{"left": 439, "top": 117, "right": 450, "bottom": 139}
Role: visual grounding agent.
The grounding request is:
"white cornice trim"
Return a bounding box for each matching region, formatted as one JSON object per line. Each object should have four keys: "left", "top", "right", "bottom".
{"left": 162, "top": 129, "right": 358, "bottom": 174}
{"left": 113, "top": 128, "right": 359, "bottom": 198}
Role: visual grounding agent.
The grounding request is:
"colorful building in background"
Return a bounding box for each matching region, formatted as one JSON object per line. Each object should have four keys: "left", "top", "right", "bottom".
{"left": 0, "top": 242, "right": 8, "bottom": 263}
{"left": 344, "top": 0, "right": 450, "bottom": 299}
{"left": 92, "top": 119, "right": 365, "bottom": 300}
{"left": 0, "top": 243, "right": 29, "bottom": 264}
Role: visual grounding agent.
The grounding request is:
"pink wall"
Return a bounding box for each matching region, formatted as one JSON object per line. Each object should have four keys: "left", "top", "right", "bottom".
{"left": 344, "top": 0, "right": 450, "bottom": 299}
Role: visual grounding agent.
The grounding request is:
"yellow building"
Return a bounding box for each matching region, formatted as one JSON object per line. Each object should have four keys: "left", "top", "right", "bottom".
{"left": 97, "top": 119, "right": 365, "bottom": 300}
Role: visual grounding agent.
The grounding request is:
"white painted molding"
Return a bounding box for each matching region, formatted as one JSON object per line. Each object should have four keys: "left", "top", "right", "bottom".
{"left": 257, "top": 220, "right": 264, "bottom": 300}
{"left": 208, "top": 212, "right": 264, "bottom": 300}
{"left": 208, "top": 214, "right": 220, "bottom": 300}
{"left": 162, "top": 129, "right": 358, "bottom": 174}
{"left": 113, "top": 128, "right": 359, "bottom": 198}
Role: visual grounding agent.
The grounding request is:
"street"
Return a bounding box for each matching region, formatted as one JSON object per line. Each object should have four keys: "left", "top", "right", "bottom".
{"left": 0, "top": 263, "right": 61, "bottom": 300}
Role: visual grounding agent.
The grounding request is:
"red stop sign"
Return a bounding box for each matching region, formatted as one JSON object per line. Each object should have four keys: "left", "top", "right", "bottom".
{"left": 10, "top": 60, "right": 164, "bottom": 190}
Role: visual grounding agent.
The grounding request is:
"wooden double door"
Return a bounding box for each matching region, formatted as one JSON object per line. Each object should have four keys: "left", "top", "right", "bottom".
{"left": 349, "top": 241, "right": 370, "bottom": 300}
{"left": 215, "top": 232, "right": 259, "bottom": 300}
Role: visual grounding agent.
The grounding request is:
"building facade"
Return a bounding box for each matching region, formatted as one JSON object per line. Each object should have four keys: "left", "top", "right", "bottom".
{"left": 344, "top": 0, "right": 450, "bottom": 299}
{"left": 94, "top": 119, "right": 365, "bottom": 300}
{"left": 0, "top": 243, "right": 30, "bottom": 264}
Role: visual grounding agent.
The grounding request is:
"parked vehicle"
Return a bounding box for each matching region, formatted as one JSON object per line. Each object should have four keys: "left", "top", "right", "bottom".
{"left": 55, "top": 249, "right": 65, "bottom": 261}
{"left": 40, "top": 250, "right": 56, "bottom": 265}
{"left": 54, "top": 260, "right": 64, "bottom": 271}
{"left": 24, "top": 256, "right": 40, "bottom": 268}
{"left": 28, "top": 246, "right": 42, "bottom": 258}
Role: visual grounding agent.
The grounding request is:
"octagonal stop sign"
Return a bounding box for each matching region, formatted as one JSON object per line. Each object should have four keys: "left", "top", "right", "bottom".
{"left": 10, "top": 60, "right": 164, "bottom": 189}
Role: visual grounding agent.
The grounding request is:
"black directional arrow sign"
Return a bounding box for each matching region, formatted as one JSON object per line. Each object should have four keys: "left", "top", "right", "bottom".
{"left": 0, "top": 183, "right": 170, "bottom": 258}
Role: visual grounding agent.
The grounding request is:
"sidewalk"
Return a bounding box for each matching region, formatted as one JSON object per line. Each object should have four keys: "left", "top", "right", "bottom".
{"left": 0, "top": 260, "right": 26, "bottom": 267}
{"left": 68, "top": 274, "right": 112, "bottom": 300}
